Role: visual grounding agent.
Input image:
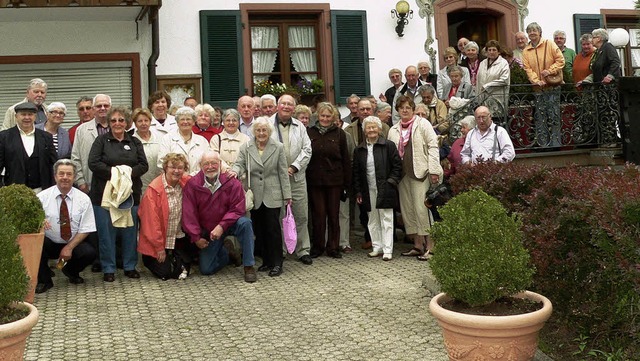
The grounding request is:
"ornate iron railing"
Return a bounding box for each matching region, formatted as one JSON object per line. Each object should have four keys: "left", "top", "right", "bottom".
{"left": 447, "top": 83, "right": 621, "bottom": 151}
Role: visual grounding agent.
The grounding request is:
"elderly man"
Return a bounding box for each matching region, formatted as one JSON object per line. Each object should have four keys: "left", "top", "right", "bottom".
{"left": 392, "top": 66, "right": 423, "bottom": 124}
{"left": 418, "top": 60, "right": 438, "bottom": 95}
{"left": 183, "top": 97, "right": 198, "bottom": 109}
{"left": 71, "top": 94, "right": 112, "bottom": 194}
{"left": 341, "top": 94, "right": 360, "bottom": 124}
{"left": 379, "top": 69, "right": 403, "bottom": 105}
{"left": 460, "top": 106, "right": 515, "bottom": 164}
{"left": 513, "top": 31, "right": 529, "bottom": 60}
{"left": 2, "top": 78, "right": 48, "bottom": 131}
{"left": 554, "top": 30, "right": 577, "bottom": 82}
{"left": 268, "top": 94, "right": 314, "bottom": 265}
{"left": 237, "top": 95, "right": 255, "bottom": 138}
{"left": 457, "top": 37, "right": 469, "bottom": 64}
{"left": 182, "top": 150, "right": 257, "bottom": 283}
{"left": 68, "top": 96, "right": 94, "bottom": 145}
{"left": 0, "top": 102, "right": 57, "bottom": 191}
{"left": 35, "top": 159, "right": 97, "bottom": 293}
{"left": 260, "top": 94, "right": 277, "bottom": 117}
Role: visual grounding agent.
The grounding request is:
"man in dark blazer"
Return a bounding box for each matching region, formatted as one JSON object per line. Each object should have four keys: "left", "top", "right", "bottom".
{"left": 0, "top": 102, "right": 57, "bottom": 191}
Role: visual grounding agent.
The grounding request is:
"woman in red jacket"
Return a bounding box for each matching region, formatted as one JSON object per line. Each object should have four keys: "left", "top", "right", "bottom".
{"left": 138, "top": 153, "right": 192, "bottom": 280}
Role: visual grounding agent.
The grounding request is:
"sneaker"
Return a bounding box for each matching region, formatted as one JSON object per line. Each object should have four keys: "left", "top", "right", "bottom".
{"left": 383, "top": 254, "right": 392, "bottom": 261}
{"left": 368, "top": 250, "right": 383, "bottom": 258}
{"left": 178, "top": 266, "right": 188, "bottom": 280}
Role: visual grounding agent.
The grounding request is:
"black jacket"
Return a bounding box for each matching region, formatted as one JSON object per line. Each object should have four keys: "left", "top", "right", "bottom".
{"left": 88, "top": 131, "right": 148, "bottom": 206}
{"left": 352, "top": 137, "right": 402, "bottom": 211}
{"left": 0, "top": 126, "right": 57, "bottom": 189}
{"left": 591, "top": 41, "right": 621, "bottom": 83}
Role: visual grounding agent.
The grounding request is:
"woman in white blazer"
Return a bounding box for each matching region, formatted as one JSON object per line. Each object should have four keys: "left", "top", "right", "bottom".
{"left": 157, "top": 107, "right": 210, "bottom": 176}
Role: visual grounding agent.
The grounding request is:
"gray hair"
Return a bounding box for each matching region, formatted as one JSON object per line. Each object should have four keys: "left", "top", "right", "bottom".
{"left": 417, "top": 59, "right": 432, "bottom": 69}
{"left": 459, "top": 115, "right": 476, "bottom": 130}
{"left": 347, "top": 94, "right": 360, "bottom": 102}
{"left": 526, "top": 22, "right": 542, "bottom": 34}
{"left": 579, "top": 33, "right": 594, "bottom": 44}
{"left": 175, "top": 106, "right": 196, "bottom": 121}
{"left": 361, "top": 116, "right": 383, "bottom": 132}
{"left": 76, "top": 96, "right": 93, "bottom": 107}
{"left": 418, "top": 84, "right": 436, "bottom": 96}
{"left": 415, "top": 103, "right": 429, "bottom": 114}
{"left": 447, "top": 65, "right": 464, "bottom": 76}
{"left": 54, "top": 159, "right": 77, "bottom": 175}
{"left": 252, "top": 116, "right": 274, "bottom": 137}
{"left": 553, "top": 30, "right": 566, "bottom": 38}
{"left": 47, "top": 102, "right": 66, "bottom": 113}
{"left": 93, "top": 94, "right": 112, "bottom": 106}
{"left": 592, "top": 28, "right": 609, "bottom": 42}
{"left": 195, "top": 103, "right": 215, "bottom": 118}
{"left": 223, "top": 108, "right": 240, "bottom": 122}
{"left": 376, "top": 102, "right": 391, "bottom": 113}
{"left": 464, "top": 41, "right": 479, "bottom": 52}
{"left": 260, "top": 94, "right": 277, "bottom": 106}
{"left": 198, "top": 150, "right": 221, "bottom": 165}
{"left": 28, "top": 78, "right": 48, "bottom": 91}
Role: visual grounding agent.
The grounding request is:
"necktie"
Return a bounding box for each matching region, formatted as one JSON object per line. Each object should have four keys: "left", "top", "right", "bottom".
{"left": 60, "top": 195, "right": 71, "bottom": 241}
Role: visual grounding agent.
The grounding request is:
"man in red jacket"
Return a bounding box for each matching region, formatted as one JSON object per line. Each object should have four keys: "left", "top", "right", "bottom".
{"left": 182, "top": 150, "right": 257, "bottom": 283}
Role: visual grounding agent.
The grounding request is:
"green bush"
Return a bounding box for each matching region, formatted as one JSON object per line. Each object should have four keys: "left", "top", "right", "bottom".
{"left": 0, "top": 215, "right": 28, "bottom": 309}
{"left": 0, "top": 184, "right": 45, "bottom": 234}
{"left": 430, "top": 189, "right": 534, "bottom": 307}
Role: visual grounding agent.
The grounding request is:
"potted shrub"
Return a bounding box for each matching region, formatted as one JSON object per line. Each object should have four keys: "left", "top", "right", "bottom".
{"left": 0, "top": 184, "right": 46, "bottom": 303}
{"left": 428, "top": 189, "right": 552, "bottom": 361}
{"left": 0, "top": 214, "right": 40, "bottom": 360}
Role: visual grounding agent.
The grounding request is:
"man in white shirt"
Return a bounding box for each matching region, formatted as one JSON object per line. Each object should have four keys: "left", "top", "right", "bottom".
{"left": 238, "top": 95, "right": 255, "bottom": 138}
{"left": 36, "top": 159, "right": 97, "bottom": 293}
{"left": 461, "top": 106, "right": 515, "bottom": 164}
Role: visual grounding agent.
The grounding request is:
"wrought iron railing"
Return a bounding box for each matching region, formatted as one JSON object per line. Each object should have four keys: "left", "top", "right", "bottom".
{"left": 447, "top": 83, "right": 621, "bottom": 151}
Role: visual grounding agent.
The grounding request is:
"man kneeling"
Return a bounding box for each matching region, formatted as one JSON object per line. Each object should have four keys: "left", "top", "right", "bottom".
{"left": 182, "top": 150, "right": 257, "bottom": 283}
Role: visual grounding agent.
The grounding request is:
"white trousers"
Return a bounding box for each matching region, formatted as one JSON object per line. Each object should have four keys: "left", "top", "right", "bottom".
{"left": 367, "top": 187, "right": 394, "bottom": 256}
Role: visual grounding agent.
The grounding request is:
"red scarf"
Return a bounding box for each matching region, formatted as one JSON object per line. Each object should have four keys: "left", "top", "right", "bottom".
{"left": 398, "top": 116, "right": 415, "bottom": 158}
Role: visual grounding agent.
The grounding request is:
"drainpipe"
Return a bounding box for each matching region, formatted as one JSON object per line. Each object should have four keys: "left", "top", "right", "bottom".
{"left": 147, "top": 6, "right": 160, "bottom": 94}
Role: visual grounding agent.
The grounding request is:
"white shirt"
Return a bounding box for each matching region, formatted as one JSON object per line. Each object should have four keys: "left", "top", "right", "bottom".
{"left": 460, "top": 124, "right": 515, "bottom": 164}
{"left": 158, "top": 130, "right": 210, "bottom": 176}
{"left": 239, "top": 118, "right": 254, "bottom": 139}
{"left": 150, "top": 114, "right": 178, "bottom": 137}
{"left": 18, "top": 125, "right": 36, "bottom": 157}
{"left": 37, "top": 186, "right": 96, "bottom": 244}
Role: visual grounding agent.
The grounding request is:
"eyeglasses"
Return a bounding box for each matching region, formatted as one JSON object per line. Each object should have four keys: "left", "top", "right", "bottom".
{"left": 50, "top": 111, "right": 65, "bottom": 116}
{"left": 109, "top": 118, "right": 126, "bottom": 123}
{"left": 78, "top": 106, "right": 92, "bottom": 111}
{"left": 167, "top": 165, "right": 185, "bottom": 171}
{"left": 95, "top": 104, "right": 110, "bottom": 109}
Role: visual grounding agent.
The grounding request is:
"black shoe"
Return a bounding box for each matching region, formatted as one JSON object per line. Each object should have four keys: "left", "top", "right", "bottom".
{"left": 299, "top": 255, "right": 313, "bottom": 265}
{"left": 62, "top": 268, "right": 84, "bottom": 284}
{"left": 268, "top": 265, "right": 283, "bottom": 277}
{"left": 91, "top": 263, "right": 102, "bottom": 273}
{"left": 103, "top": 273, "right": 115, "bottom": 282}
{"left": 124, "top": 270, "right": 140, "bottom": 279}
{"left": 328, "top": 251, "right": 343, "bottom": 259}
{"left": 35, "top": 282, "right": 53, "bottom": 294}
{"left": 49, "top": 268, "right": 56, "bottom": 277}
{"left": 257, "top": 264, "right": 270, "bottom": 272}
{"left": 310, "top": 251, "right": 322, "bottom": 259}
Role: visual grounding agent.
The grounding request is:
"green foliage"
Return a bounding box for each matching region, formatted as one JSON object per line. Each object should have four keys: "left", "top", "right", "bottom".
{"left": 430, "top": 189, "right": 534, "bottom": 307}
{"left": 0, "top": 215, "right": 28, "bottom": 309}
{"left": 0, "top": 184, "right": 45, "bottom": 234}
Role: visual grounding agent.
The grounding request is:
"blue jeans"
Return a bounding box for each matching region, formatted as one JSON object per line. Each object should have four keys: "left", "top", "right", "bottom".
{"left": 94, "top": 206, "right": 139, "bottom": 274}
{"left": 199, "top": 216, "right": 255, "bottom": 275}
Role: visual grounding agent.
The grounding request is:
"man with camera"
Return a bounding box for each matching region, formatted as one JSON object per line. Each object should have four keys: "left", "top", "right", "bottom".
{"left": 460, "top": 106, "right": 515, "bottom": 164}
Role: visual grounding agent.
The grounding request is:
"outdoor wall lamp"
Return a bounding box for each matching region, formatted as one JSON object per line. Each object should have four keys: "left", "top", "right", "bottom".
{"left": 391, "top": 0, "right": 413, "bottom": 37}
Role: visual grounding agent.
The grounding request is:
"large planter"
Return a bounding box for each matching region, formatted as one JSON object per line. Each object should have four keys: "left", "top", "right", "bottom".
{"left": 429, "top": 291, "right": 552, "bottom": 361}
{"left": 16, "top": 232, "right": 45, "bottom": 304}
{"left": 0, "top": 302, "right": 39, "bottom": 361}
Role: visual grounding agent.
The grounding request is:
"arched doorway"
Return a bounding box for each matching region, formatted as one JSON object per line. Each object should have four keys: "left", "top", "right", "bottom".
{"left": 434, "top": 0, "right": 519, "bottom": 68}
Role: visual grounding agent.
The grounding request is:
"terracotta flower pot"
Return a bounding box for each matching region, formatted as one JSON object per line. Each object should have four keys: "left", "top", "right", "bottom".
{"left": 16, "top": 232, "right": 45, "bottom": 304}
{"left": 0, "top": 302, "right": 39, "bottom": 361}
{"left": 429, "top": 291, "right": 552, "bottom": 361}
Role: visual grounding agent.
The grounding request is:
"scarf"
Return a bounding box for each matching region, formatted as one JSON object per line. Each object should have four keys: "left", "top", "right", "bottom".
{"left": 316, "top": 124, "right": 333, "bottom": 135}
{"left": 397, "top": 116, "right": 415, "bottom": 159}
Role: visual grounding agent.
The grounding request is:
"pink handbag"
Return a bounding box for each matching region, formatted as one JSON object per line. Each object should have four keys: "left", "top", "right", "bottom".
{"left": 282, "top": 203, "right": 297, "bottom": 254}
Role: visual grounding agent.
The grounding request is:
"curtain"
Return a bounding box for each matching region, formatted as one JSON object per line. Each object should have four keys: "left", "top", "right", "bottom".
{"left": 251, "top": 27, "right": 279, "bottom": 83}
{"left": 288, "top": 26, "right": 317, "bottom": 81}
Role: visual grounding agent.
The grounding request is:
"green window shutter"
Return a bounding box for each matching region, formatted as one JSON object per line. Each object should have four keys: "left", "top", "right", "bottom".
{"left": 331, "top": 10, "right": 370, "bottom": 104}
{"left": 200, "top": 10, "right": 244, "bottom": 109}
{"left": 573, "top": 14, "right": 604, "bottom": 49}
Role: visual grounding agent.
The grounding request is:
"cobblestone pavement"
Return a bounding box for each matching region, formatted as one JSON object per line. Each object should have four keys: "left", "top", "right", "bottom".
{"left": 25, "top": 241, "right": 448, "bottom": 361}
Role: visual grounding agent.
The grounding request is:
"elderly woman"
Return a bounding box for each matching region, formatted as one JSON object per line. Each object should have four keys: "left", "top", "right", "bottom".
{"left": 294, "top": 104, "right": 312, "bottom": 127}
{"left": 418, "top": 60, "right": 438, "bottom": 94}
{"left": 229, "top": 117, "right": 291, "bottom": 277}
{"left": 132, "top": 108, "right": 162, "bottom": 194}
{"left": 418, "top": 84, "right": 449, "bottom": 134}
{"left": 522, "top": 22, "right": 565, "bottom": 148}
{"left": 210, "top": 109, "right": 250, "bottom": 169}
{"left": 387, "top": 96, "right": 443, "bottom": 259}
{"left": 138, "top": 153, "right": 192, "bottom": 280}
{"left": 375, "top": 102, "right": 393, "bottom": 127}
{"left": 461, "top": 41, "right": 485, "bottom": 86}
{"left": 476, "top": 40, "right": 511, "bottom": 120}
{"left": 580, "top": 29, "right": 622, "bottom": 85}
{"left": 444, "top": 115, "right": 476, "bottom": 179}
{"left": 572, "top": 34, "right": 596, "bottom": 84}
{"left": 307, "top": 102, "right": 351, "bottom": 259}
{"left": 148, "top": 90, "right": 177, "bottom": 135}
{"left": 437, "top": 47, "right": 471, "bottom": 99}
{"left": 158, "top": 106, "right": 210, "bottom": 176}
{"left": 352, "top": 116, "right": 402, "bottom": 261}
{"left": 88, "top": 106, "right": 148, "bottom": 282}
{"left": 193, "top": 103, "right": 222, "bottom": 142}
{"left": 35, "top": 102, "right": 71, "bottom": 159}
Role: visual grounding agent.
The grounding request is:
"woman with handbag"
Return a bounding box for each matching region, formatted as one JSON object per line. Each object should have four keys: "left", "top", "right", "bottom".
{"left": 229, "top": 117, "right": 291, "bottom": 277}
{"left": 138, "top": 153, "right": 192, "bottom": 280}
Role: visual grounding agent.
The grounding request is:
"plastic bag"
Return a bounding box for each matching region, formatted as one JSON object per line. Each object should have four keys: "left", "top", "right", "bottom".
{"left": 282, "top": 203, "right": 297, "bottom": 254}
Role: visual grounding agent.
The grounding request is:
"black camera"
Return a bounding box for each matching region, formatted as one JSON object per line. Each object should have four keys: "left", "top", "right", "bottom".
{"left": 424, "top": 183, "right": 451, "bottom": 208}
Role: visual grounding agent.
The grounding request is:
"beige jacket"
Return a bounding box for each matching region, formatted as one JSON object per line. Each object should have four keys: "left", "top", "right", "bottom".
{"left": 388, "top": 116, "right": 443, "bottom": 180}
{"left": 101, "top": 165, "right": 134, "bottom": 228}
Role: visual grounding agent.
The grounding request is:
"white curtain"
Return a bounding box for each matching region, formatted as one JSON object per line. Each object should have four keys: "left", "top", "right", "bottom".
{"left": 288, "top": 26, "right": 317, "bottom": 81}
{"left": 251, "top": 27, "right": 279, "bottom": 83}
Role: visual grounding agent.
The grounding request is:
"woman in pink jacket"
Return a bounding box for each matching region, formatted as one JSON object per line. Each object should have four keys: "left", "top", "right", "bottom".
{"left": 138, "top": 153, "right": 192, "bottom": 280}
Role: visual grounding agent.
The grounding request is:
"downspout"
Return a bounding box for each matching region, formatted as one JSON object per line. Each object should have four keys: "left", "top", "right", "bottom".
{"left": 147, "top": 6, "right": 160, "bottom": 94}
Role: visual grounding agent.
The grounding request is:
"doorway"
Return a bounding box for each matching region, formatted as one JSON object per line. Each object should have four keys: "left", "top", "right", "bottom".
{"left": 447, "top": 11, "right": 500, "bottom": 50}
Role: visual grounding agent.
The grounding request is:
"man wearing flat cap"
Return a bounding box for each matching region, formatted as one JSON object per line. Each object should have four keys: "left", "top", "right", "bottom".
{"left": 0, "top": 102, "right": 57, "bottom": 191}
